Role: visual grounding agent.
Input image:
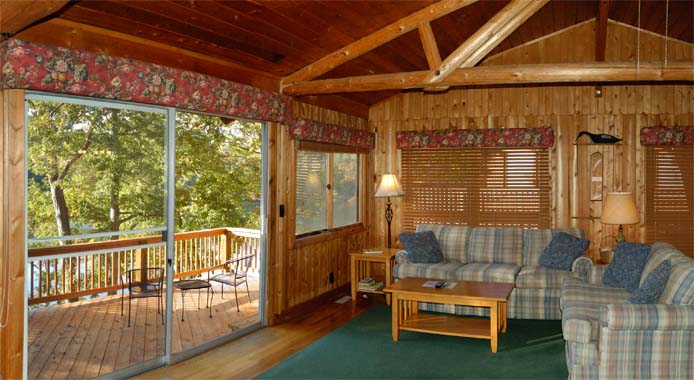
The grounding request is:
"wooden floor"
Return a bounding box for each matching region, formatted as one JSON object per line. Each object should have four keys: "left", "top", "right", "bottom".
{"left": 28, "top": 278, "right": 260, "bottom": 380}
{"left": 138, "top": 295, "right": 381, "bottom": 380}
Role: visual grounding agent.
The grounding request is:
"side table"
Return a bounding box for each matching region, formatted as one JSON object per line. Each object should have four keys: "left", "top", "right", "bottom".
{"left": 350, "top": 248, "right": 398, "bottom": 305}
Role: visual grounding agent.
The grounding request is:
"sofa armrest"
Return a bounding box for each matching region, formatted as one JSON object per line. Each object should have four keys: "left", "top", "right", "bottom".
{"left": 571, "top": 255, "right": 593, "bottom": 282}
{"left": 395, "top": 250, "right": 410, "bottom": 264}
{"left": 588, "top": 264, "right": 608, "bottom": 284}
{"left": 600, "top": 304, "right": 694, "bottom": 331}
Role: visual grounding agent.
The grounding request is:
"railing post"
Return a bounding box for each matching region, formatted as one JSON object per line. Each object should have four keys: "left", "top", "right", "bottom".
{"left": 224, "top": 229, "right": 233, "bottom": 271}
{"left": 136, "top": 244, "right": 149, "bottom": 283}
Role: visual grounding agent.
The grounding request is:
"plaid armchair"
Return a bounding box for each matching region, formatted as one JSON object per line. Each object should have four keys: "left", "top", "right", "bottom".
{"left": 562, "top": 243, "right": 694, "bottom": 380}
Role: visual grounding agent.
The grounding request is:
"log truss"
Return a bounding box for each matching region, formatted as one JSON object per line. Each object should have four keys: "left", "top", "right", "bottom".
{"left": 281, "top": 0, "right": 693, "bottom": 96}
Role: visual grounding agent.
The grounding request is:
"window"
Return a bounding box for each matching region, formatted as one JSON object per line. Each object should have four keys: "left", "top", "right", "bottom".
{"left": 295, "top": 146, "right": 360, "bottom": 236}
{"left": 644, "top": 146, "right": 694, "bottom": 257}
{"left": 400, "top": 147, "right": 551, "bottom": 231}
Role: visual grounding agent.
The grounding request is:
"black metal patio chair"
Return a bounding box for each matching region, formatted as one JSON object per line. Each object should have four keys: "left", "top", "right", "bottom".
{"left": 120, "top": 267, "right": 164, "bottom": 327}
{"left": 207, "top": 254, "right": 255, "bottom": 312}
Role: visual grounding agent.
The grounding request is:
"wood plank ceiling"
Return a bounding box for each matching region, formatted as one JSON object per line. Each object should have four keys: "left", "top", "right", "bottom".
{"left": 13, "top": 0, "right": 694, "bottom": 117}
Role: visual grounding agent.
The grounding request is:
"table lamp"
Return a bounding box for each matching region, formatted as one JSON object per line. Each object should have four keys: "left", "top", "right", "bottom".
{"left": 375, "top": 174, "right": 404, "bottom": 248}
{"left": 601, "top": 192, "right": 639, "bottom": 243}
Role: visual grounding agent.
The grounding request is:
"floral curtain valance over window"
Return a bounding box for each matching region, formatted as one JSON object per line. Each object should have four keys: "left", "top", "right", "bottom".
{"left": 289, "top": 118, "right": 375, "bottom": 149}
{"left": 0, "top": 38, "right": 292, "bottom": 123}
{"left": 640, "top": 126, "right": 694, "bottom": 146}
{"left": 397, "top": 127, "right": 554, "bottom": 149}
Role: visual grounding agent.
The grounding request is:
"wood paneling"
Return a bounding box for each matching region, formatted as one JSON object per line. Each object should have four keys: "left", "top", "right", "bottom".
{"left": 266, "top": 102, "right": 370, "bottom": 324}
{"left": 369, "top": 24, "right": 694, "bottom": 260}
{"left": 484, "top": 19, "right": 694, "bottom": 65}
{"left": 0, "top": 89, "right": 26, "bottom": 380}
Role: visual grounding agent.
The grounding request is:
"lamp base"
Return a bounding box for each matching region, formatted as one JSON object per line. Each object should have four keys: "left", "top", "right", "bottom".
{"left": 617, "top": 224, "right": 625, "bottom": 243}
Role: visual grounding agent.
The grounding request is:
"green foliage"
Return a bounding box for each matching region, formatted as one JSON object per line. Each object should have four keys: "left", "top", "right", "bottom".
{"left": 175, "top": 112, "right": 261, "bottom": 231}
{"left": 27, "top": 99, "right": 261, "bottom": 242}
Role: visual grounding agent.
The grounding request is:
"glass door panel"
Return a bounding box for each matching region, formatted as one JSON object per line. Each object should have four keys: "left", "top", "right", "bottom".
{"left": 172, "top": 111, "right": 263, "bottom": 356}
{"left": 25, "top": 94, "right": 169, "bottom": 379}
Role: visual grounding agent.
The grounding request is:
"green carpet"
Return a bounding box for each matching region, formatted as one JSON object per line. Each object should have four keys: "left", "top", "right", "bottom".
{"left": 258, "top": 306, "right": 567, "bottom": 379}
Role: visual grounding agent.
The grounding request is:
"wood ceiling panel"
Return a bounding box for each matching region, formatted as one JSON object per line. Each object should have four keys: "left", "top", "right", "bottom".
{"left": 609, "top": 0, "right": 693, "bottom": 43}
{"left": 59, "top": 4, "right": 285, "bottom": 74}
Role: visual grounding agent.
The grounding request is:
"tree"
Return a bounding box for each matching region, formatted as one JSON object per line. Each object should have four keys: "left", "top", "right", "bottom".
{"left": 27, "top": 100, "right": 262, "bottom": 245}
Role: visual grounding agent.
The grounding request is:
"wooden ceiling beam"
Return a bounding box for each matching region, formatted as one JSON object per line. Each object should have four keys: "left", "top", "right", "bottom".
{"left": 596, "top": 0, "right": 610, "bottom": 61}
{"left": 283, "top": 62, "right": 694, "bottom": 95}
{"left": 0, "top": 0, "right": 70, "bottom": 35}
{"left": 280, "top": 0, "right": 478, "bottom": 89}
{"left": 425, "top": 0, "right": 549, "bottom": 84}
{"left": 418, "top": 22, "right": 442, "bottom": 69}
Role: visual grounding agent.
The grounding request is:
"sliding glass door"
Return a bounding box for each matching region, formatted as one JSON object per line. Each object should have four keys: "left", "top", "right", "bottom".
{"left": 24, "top": 93, "right": 266, "bottom": 378}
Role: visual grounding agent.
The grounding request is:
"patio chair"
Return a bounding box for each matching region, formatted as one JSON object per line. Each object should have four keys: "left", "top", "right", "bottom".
{"left": 208, "top": 254, "right": 255, "bottom": 312}
{"left": 121, "top": 267, "right": 164, "bottom": 327}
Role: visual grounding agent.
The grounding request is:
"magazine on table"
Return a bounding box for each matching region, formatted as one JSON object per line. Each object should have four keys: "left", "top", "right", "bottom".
{"left": 422, "top": 280, "right": 457, "bottom": 289}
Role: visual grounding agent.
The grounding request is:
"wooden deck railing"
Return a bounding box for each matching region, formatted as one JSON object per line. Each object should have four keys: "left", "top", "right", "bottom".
{"left": 27, "top": 227, "right": 260, "bottom": 305}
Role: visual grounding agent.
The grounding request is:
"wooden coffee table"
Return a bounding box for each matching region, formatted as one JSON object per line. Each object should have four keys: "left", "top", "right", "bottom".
{"left": 384, "top": 277, "right": 514, "bottom": 353}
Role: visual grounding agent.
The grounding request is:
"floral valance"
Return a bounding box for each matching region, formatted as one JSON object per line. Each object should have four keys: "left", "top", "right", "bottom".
{"left": 0, "top": 38, "right": 292, "bottom": 123}
{"left": 397, "top": 127, "right": 554, "bottom": 149}
{"left": 640, "top": 126, "right": 694, "bottom": 146}
{"left": 289, "top": 118, "right": 375, "bottom": 149}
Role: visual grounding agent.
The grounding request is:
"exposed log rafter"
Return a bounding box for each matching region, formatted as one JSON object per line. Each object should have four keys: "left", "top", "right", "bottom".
{"left": 418, "top": 22, "right": 442, "bottom": 69}
{"left": 596, "top": 0, "right": 610, "bottom": 61}
{"left": 282, "top": 62, "right": 694, "bottom": 95}
{"left": 280, "top": 0, "right": 478, "bottom": 90}
{"left": 425, "top": 0, "right": 550, "bottom": 84}
{"left": 0, "top": 0, "right": 71, "bottom": 36}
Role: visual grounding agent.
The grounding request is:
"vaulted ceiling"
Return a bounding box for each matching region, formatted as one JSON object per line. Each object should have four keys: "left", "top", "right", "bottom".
{"left": 8, "top": 0, "right": 694, "bottom": 117}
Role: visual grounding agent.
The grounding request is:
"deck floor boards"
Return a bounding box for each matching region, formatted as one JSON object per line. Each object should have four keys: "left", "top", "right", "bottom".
{"left": 28, "top": 278, "right": 260, "bottom": 380}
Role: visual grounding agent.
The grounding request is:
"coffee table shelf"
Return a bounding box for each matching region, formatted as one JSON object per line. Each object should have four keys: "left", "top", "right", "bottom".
{"left": 400, "top": 314, "right": 490, "bottom": 339}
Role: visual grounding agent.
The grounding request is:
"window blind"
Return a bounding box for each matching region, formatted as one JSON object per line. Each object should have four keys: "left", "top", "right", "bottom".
{"left": 644, "top": 146, "right": 694, "bottom": 257}
{"left": 400, "top": 147, "right": 551, "bottom": 232}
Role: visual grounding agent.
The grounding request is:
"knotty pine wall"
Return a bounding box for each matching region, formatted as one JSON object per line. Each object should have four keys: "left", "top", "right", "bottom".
{"left": 0, "top": 89, "right": 26, "bottom": 380}
{"left": 369, "top": 21, "right": 694, "bottom": 260}
{"left": 266, "top": 100, "right": 371, "bottom": 324}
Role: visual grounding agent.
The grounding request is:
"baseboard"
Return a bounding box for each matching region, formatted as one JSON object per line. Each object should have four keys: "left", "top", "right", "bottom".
{"left": 272, "top": 284, "right": 350, "bottom": 324}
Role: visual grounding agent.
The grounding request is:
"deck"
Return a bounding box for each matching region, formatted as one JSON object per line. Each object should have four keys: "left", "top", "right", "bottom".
{"left": 28, "top": 277, "right": 260, "bottom": 380}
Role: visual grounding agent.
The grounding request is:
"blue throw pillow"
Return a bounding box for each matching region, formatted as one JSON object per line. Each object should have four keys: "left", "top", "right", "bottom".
{"left": 628, "top": 259, "right": 671, "bottom": 304}
{"left": 399, "top": 231, "right": 444, "bottom": 264}
{"left": 538, "top": 232, "right": 590, "bottom": 271}
{"left": 602, "top": 242, "right": 650, "bottom": 292}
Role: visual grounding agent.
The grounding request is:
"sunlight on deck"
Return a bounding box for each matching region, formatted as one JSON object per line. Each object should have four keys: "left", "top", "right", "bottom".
{"left": 28, "top": 277, "right": 260, "bottom": 380}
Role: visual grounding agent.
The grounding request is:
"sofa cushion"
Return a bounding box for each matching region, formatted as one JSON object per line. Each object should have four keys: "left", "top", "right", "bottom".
{"left": 399, "top": 231, "right": 444, "bottom": 263}
{"left": 538, "top": 232, "right": 590, "bottom": 271}
{"left": 523, "top": 228, "right": 585, "bottom": 267}
{"left": 467, "top": 227, "right": 524, "bottom": 265}
{"left": 602, "top": 242, "right": 650, "bottom": 292}
{"left": 455, "top": 263, "right": 520, "bottom": 283}
{"left": 393, "top": 261, "right": 464, "bottom": 280}
{"left": 628, "top": 259, "right": 671, "bottom": 304}
{"left": 660, "top": 262, "right": 694, "bottom": 305}
{"left": 640, "top": 242, "right": 691, "bottom": 287}
{"left": 416, "top": 224, "right": 469, "bottom": 263}
{"left": 561, "top": 277, "right": 631, "bottom": 310}
{"left": 516, "top": 266, "right": 577, "bottom": 289}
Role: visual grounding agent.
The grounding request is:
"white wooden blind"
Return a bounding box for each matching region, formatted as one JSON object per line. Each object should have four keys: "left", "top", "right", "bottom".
{"left": 400, "top": 148, "right": 551, "bottom": 232}
{"left": 645, "top": 146, "right": 694, "bottom": 257}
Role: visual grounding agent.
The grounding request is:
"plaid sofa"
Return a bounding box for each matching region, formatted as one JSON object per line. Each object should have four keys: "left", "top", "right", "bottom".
{"left": 394, "top": 224, "right": 592, "bottom": 320}
{"left": 561, "top": 242, "right": 694, "bottom": 380}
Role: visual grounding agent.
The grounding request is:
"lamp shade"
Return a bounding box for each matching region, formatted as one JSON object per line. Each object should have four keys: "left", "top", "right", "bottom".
{"left": 375, "top": 174, "right": 404, "bottom": 198}
{"left": 601, "top": 192, "right": 639, "bottom": 225}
